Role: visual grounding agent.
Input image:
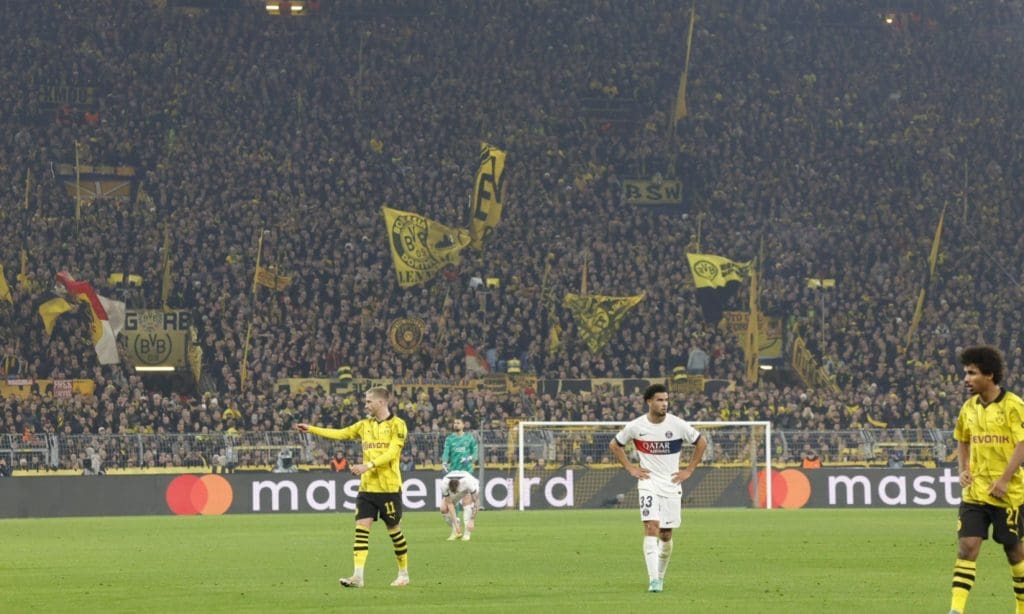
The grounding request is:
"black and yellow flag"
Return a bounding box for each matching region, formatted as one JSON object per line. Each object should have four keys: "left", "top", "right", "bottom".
{"left": 903, "top": 205, "right": 946, "bottom": 353}
{"left": 0, "top": 264, "right": 12, "bottom": 304}
{"left": 687, "top": 253, "right": 751, "bottom": 324}
{"left": 383, "top": 206, "right": 471, "bottom": 288}
{"left": 673, "top": 4, "right": 697, "bottom": 126}
{"left": 254, "top": 265, "right": 293, "bottom": 291}
{"left": 540, "top": 256, "right": 562, "bottom": 355}
{"left": 388, "top": 317, "right": 426, "bottom": 354}
{"left": 548, "top": 321, "right": 562, "bottom": 355}
{"left": 468, "top": 143, "right": 507, "bottom": 250}
{"left": 38, "top": 297, "right": 74, "bottom": 335}
{"left": 563, "top": 293, "right": 645, "bottom": 353}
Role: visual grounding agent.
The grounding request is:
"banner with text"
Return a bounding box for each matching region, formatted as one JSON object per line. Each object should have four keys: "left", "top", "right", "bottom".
{"left": 123, "top": 310, "right": 191, "bottom": 368}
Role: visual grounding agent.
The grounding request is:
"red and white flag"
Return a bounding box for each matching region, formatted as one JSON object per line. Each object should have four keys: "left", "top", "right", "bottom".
{"left": 464, "top": 344, "right": 491, "bottom": 376}
{"left": 56, "top": 271, "right": 126, "bottom": 365}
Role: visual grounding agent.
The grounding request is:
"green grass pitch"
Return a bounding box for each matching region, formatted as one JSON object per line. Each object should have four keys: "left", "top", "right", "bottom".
{"left": 0, "top": 508, "right": 1014, "bottom": 613}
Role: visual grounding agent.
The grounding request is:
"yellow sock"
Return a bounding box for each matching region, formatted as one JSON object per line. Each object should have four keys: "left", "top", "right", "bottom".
{"left": 388, "top": 527, "right": 408, "bottom": 572}
{"left": 353, "top": 526, "right": 370, "bottom": 572}
{"left": 951, "top": 558, "right": 976, "bottom": 613}
{"left": 1011, "top": 560, "right": 1024, "bottom": 614}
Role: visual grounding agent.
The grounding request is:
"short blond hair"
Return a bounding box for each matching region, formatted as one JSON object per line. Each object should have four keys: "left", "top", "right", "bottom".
{"left": 366, "top": 386, "right": 391, "bottom": 401}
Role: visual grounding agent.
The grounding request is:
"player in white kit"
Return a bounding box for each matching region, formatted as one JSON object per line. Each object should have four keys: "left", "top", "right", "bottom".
{"left": 440, "top": 470, "right": 479, "bottom": 541}
{"left": 610, "top": 383, "right": 707, "bottom": 593}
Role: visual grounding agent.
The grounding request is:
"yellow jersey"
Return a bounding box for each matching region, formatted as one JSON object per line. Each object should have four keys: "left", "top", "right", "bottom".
{"left": 954, "top": 389, "right": 1024, "bottom": 508}
{"left": 307, "top": 414, "right": 408, "bottom": 493}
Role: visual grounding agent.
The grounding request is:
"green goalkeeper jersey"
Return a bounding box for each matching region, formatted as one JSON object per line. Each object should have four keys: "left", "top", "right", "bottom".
{"left": 442, "top": 432, "right": 478, "bottom": 472}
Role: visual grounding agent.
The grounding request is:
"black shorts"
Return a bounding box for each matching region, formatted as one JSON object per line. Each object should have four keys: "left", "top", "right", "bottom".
{"left": 958, "top": 502, "right": 1024, "bottom": 545}
{"left": 355, "top": 492, "right": 403, "bottom": 526}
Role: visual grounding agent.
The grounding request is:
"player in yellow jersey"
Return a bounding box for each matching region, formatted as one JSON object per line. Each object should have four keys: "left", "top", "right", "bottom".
{"left": 297, "top": 386, "right": 410, "bottom": 588}
{"left": 950, "top": 345, "right": 1024, "bottom": 614}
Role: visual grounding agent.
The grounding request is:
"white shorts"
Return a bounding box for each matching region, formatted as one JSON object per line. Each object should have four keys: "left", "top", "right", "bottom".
{"left": 638, "top": 490, "right": 682, "bottom": 528}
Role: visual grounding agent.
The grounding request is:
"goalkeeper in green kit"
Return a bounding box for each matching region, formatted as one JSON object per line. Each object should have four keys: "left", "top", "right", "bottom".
{"left": 441, "top": 418, "right": 478, "bottom": 539}
{"left": 442, "top": 418, "right": 478, "bottom": 473}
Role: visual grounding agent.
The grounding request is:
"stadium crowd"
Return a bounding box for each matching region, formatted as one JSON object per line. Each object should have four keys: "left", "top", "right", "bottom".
{"left": 1, "top": 0, "right": 1023, "bottom": 467}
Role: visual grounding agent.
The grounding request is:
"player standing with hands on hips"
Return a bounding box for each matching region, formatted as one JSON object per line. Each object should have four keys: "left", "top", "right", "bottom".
{"left": 949, "top": 345, "right": 1024, "bottom": 614}
{"left": 296, "top": 387, "right": 411, "bottom": 589}
{"left": 610, "top": 383, "right": 706, "bottom": 593}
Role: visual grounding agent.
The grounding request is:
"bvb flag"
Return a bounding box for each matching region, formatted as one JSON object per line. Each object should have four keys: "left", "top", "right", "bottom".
{"left": 383, "top": 206, "right": 471, "bottom": 288}
{"left": 468, "top": 143, "right": 507, "bottom": 250}
{"left": 687, "top": 253, "right": 751, "bottom": 324}
{"left": 563, "top": 293, "right": 645, "bottom": 353}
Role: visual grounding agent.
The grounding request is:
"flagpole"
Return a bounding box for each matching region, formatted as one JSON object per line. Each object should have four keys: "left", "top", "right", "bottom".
{"left": 240, "top": 322, "right": 252, "bottom": 391}
{"left": 74, "top": 141, "right": 82, "bottom": 233}
{"left": 24, "top": 169, "right": 31, "bottom": 211}
{"left": 580, "top": 251, "right": 589, "bottom": 296}
{"left": 253, "top": 229, "right": 266, "bottom": 302}
{"left": 746, "top": 256, "right": 760, "bottom": 385}
{"left": 695, "top": 212, "right": 703, "bottom": 252}
{"left": 901, "top": 204, "right": 946, "bottom": 355}
{"left": 961, "top": 160, "right": 969, "bottom": 225}
{"left": 160, "top": 224, "right": 172, "bottom": 309}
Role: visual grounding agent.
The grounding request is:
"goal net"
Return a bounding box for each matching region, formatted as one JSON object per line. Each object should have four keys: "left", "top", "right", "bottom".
{"left": 516, "top": 421, "right": 773, "bottom": 510}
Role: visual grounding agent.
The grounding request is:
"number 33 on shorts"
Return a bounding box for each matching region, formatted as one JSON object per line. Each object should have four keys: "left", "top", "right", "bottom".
{"left": 640, "top": 494, "right": 654, "bottom": 519}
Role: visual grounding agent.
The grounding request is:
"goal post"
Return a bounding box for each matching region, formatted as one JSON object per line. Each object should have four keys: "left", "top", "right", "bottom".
{"left": 516, "top": 421, "right": 773, "bottom": 511}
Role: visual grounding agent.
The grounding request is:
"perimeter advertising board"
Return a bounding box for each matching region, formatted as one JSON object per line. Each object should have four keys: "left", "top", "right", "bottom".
{"left": 0, "top": 468, "right": 962, "bottom": 518}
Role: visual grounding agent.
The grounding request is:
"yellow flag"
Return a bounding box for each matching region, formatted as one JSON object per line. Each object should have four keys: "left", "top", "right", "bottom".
{"left": 548, "top": 321, "right": 562, "bottom": 355}
{"left": 38, "top": 297, "right": 74, "bottom": 335}
{"left": 383, "top": 206, "right": 470, "bottom": 287}
{"left": 468, "top": 143, "right": 507, "bottom": 250}
{"left": 903, "top": 205, "right": 945, "bottom": 353}
{"left": 254, "top": 265, "right": 293, "bottom": 291}
{"left": 0, "top": 264, "right": 12, "bottom": 303}
{"left": 673, "top": 5, "right": 697, "bottom": 125}
{"left": 563, "top": 293, "right": 645, "bottom": 353}
{"left": 686, "top": 253, "right": 750, "bottom": 288}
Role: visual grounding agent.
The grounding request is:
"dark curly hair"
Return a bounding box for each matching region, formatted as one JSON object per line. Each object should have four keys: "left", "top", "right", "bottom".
{"left": 959, "top": 345, "right": 1005, "bottom": 384}
{"left": 643, "top": 383, "right": 668, "bottom": 400}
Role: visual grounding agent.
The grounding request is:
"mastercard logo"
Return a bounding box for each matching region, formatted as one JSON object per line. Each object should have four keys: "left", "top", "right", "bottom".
{"left": 166, "top": 475, "right": 233, "bottom": 515}
{"left": 748, "top": 469, "right": 811, "bottom": 509}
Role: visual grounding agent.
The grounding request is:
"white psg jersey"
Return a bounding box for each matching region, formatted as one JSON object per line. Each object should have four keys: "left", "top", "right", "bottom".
{"left": 442, "top": 470, "right": 479, "bottom": 499}
{"left": 614, "top": 414, "right": 702, "bottom": 497}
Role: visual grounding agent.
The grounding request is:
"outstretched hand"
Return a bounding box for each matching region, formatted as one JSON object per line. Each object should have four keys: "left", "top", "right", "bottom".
{"left": 294, "top": 423, "right": 310, "bottom": 433}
